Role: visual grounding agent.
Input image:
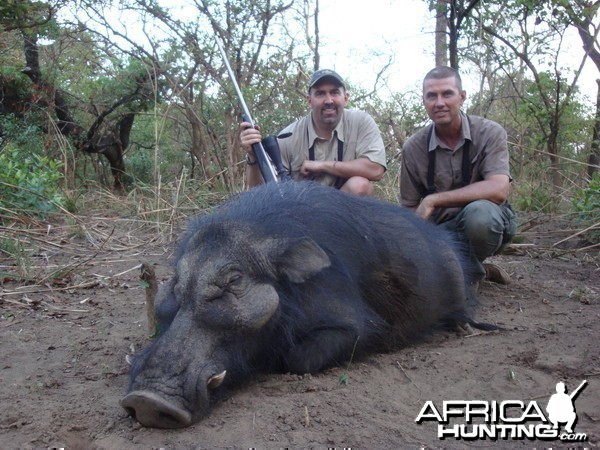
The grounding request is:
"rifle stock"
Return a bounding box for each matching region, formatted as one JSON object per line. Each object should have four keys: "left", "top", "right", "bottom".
{"left": 250, "top": 141, "right": 278, "bottom": 184}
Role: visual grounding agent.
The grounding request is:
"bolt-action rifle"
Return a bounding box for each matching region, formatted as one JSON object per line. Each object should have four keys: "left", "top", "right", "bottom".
{"left": 214, "top": 36, "right": 289, "bottom": 183}
{"left": 569, "top": 379, "right": 587, "bottom": 400}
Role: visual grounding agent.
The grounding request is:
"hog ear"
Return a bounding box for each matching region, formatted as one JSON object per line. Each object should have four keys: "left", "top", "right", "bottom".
{"left": 274, "top": 237, "right": 331, "bottom": 283}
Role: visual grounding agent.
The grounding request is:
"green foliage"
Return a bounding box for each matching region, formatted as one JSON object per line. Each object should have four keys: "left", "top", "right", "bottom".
{"left": 0, "top": 237, "right": 35, "bottom": 282}
{"left": 572, "top": 173, "right": 600, "bottom": 224}
{"left": 512, "top": 181, "right": 557, "bottom": 213}
{"left": 475, "top": 70, "right": 592, "bottom": 193}
{"left": 338, "top": 373, "right": 349, "bottom": 386}
{"left": 124, "top": 149, "right": 154, "bottom": 186}
{"left": 150, "top": 322, "right": 160, "bottom": 339}
{"left": 121, "top": 110, "right": 190, "bottom": 187}
{"left": 572, "top": 172, "right": 600, "bottom": 242}
{"left": 0, "top": 0, "right": 596, "bottom": 214}
{"left": 0, "top": 118, "right": 65, "bottom": 215}
{"left": 0, "top": 66, "right": 34, "bottom": 97}
{"left": 0, "top": 0, "right": 56, "bottom": 32}
{"left": 85, "top": 58, "right": 157, "bottom": 112}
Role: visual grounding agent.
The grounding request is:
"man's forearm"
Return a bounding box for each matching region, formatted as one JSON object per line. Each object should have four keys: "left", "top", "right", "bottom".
{"left": 245, "top": 160, "right": 264, "bottom": 187}
{"left": 424, "top": 175, "right": 510, "bottom": 209}
{"left": 305, "top": 158, "right": 384, "bottom": 181}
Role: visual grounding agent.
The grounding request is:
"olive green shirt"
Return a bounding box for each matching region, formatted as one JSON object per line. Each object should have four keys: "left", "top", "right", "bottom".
{"left": 400, "top": 112, "right": 510, "bottom": 221}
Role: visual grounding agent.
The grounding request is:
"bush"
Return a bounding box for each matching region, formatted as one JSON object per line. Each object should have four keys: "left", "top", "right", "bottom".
{"left": 572, "top": 173, "right": 600, "bottom": 243}
{"left": 573, "top": 173, "right": 600, "bottom": 218}
{"left": 123, "top": 149, "right": 154, "bottom": 186}
{"left": 0, "top": 133, "right": 65, "bottom": 216}
{"left": 512, "top": 181, "right": 557, "bottom": 213}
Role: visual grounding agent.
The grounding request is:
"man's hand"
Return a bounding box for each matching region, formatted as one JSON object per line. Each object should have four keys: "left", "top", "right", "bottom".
{"left": 240, "top": 121, "right": 265, "bottom": 187}
{"left": 414, "top": 174, "right": 510, "bottom": 220}
{"left": 300, "top": 160, "right": 329, "bottom": 178}
{"left": 416, "top": 195, "right": 437, "bottom": 220}
{"left": 240, "top": 122, "right": 263, "bottom": 157}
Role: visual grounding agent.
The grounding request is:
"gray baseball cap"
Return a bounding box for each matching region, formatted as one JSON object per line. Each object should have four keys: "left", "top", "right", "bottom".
{"left": 308, "top": 69, "right": 345, "bottom": 91}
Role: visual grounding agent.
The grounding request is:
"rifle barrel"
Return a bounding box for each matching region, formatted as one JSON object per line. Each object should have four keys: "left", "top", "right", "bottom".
{"left": 214, "top": 36, "right": 278, "bottom": 184}
{"left": 569, "top": 379, "right": 587, "bottom": 400}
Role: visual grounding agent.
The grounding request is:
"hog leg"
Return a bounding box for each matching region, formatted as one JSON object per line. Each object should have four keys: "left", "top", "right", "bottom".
{"left": 285, "top": 327, "right": 360, "bottom": 374}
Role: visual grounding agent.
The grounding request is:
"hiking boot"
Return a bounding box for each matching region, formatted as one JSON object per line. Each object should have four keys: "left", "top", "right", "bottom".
{"left": 484, "top": 263, "right": 511, "bottom": 285}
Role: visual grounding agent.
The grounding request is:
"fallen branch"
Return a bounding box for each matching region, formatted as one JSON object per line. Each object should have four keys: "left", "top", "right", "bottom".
{"left": 0, "top": 280, "right": 100, "bottom": 297}
{"left": 140, "top": 263, "right": 158, "bottom": 334}
{"left": 553, "top": 221, "right": 600, "bottom": 247}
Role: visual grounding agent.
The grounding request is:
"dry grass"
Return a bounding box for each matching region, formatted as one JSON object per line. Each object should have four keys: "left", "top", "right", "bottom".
{"left": 1, "top": 176, "right": 598, "bottom": 305}
{"left": 0, "top": 182, "right": 227, "bottom": 303}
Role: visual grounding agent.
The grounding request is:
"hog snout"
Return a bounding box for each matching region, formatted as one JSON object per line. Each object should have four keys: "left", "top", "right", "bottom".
{"left": 121, "top": 390, "right": 192, "bottom": 429}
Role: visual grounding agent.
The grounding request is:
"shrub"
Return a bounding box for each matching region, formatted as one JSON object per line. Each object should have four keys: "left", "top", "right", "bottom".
{"left": 0, "top": 129, "right": 65, "bottom": 215}
{"left": 572, "top": 173, "right": 600, "bottom": 243}
{"left": 512, "top": 181, "right": 557, "bottom": 213}
{"left": 573, "top": 173, "right": 600, "bottom": 218}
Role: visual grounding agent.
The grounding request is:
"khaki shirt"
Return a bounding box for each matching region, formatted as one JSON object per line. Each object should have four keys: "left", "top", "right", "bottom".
{"left": 277, "top": 109, "right": 386, "bottom": 187}
{"left": 400, "top": 112, "right": 510, "bottom": 220}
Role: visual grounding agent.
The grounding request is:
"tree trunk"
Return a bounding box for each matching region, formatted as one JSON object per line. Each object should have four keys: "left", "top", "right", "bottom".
{"left": 448, "top": 1, "right": 458, "bottom": 69}
{"left": 548, "top": 119, "right": 563, "bottom": 188}
{"left": 589, "top": 79, "right": 600, "bottom": 178}
{"left": 187, "top": 110, "right": 216, "bottom": 185}
{"left": 313, "top": 0, "right": 320, "bottom": 71}
{"left": 18, "top": 31, "right": 145, "bottom": 191}
{"left": 435, "top": 1, "right": 448, "bottom": 66}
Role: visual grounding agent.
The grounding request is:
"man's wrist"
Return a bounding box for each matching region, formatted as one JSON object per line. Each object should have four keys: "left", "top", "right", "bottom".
{"left": 245, "top": 153, "right": 258, "bottom": 166}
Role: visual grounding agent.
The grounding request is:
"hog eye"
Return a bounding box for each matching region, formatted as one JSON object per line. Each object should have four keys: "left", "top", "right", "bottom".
{"left": 227, "top": 273, "right": 242, "bottom": 287}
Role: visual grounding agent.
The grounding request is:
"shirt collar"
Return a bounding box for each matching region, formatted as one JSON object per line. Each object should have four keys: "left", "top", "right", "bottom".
{"left": 428, "top": 110, "right": 471, "bottom": 152}
{"left": 308, "top": 111, "right": 345, "bottom": 146}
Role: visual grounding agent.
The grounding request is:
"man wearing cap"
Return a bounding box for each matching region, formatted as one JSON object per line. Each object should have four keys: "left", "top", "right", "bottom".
{"left": 240, "top": 69, "right": 387, "bottom": 196}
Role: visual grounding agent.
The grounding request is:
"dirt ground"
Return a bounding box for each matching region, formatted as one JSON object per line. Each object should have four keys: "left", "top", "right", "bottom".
{"left": 1, "top": 208, "right": 598, "bottom": 449}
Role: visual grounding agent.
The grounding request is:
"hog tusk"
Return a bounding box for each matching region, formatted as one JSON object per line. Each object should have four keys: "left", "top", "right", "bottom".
{"left": 207, "top": 370, "right": 227, "bottom": 389}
